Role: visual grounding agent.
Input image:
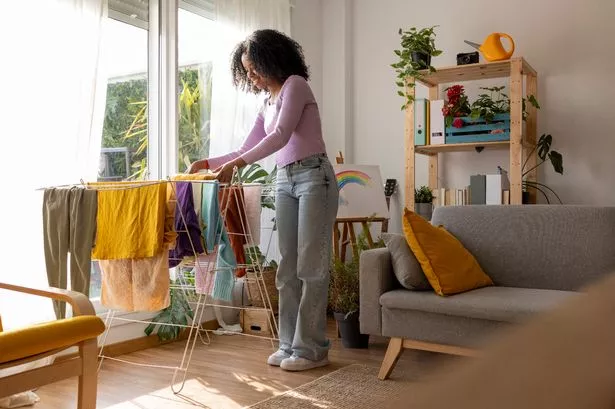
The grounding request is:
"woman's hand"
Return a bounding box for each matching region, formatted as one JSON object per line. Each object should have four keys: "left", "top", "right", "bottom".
{"left": 214, "top": 158, "right": 246, "bottom": 184}
{"left": 188, "top": 159, "right": 209, "bottom": 174}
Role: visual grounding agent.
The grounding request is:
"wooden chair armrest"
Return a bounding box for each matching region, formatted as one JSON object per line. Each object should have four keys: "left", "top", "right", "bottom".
{"left": 0, "top": 282, "right": 95, "bottom": 316}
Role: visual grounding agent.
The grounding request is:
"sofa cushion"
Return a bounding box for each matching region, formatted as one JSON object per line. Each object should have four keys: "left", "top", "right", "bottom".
{"left": 402, "top": 208, "right": 493, "bottom": 296}
{"left": 382, "top": 233, "right": 430, "bottom": 290}
{"left": 380, "top": 286, "right": 578, "bottom": 323}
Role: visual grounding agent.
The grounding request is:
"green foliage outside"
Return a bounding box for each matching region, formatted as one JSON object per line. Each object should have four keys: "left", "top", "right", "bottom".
{"left": 100, "top": 64, "right": 212, "bottom": 180}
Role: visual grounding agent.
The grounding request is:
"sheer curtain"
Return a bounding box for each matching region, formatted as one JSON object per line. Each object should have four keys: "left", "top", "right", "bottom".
{"left": 209, "top": 0, "right": 291, "bottom": 173}
{"left": 0, "top": 0, "right": 107, "bottom": 331}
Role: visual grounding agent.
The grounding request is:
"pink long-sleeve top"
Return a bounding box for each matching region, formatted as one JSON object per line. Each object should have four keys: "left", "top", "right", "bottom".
{"left": 207, "top": 75, "right": 327, "bottom": 169}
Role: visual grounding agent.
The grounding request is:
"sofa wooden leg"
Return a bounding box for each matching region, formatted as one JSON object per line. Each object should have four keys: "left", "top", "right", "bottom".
{"left": 77, "top": 339, "right": 98, "bottom": 409}
{"left": 378, "top": 337, "right": 404, "bottom": 380}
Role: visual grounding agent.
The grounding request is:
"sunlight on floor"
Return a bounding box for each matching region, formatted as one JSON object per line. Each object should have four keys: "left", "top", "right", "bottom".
{"left": 103, "top": 378, "right": 242, "bottom": 409}
{"left": 232, "top": 372, "right": 290, "bottom": 396}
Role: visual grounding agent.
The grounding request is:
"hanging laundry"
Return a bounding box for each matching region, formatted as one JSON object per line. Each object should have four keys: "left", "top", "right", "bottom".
{"left": 219, "top": 185, "right": 248, "bottom": 278}
{"left": 169, "top": 182, "right": 205, "bottom": 267}
{"left": 194, "top": 251, "right": 218, "bottom": 296}
{"left": 99, "top": 251, "right": 170, "bottom": 312}
{"left": 43, "top": 187, "right": 97, "bottom": 319}
{"left": 201, "top": 182, "right": 237, "bottom": 302}
{"left": 98, "top": 182, "right": 177, "bottom": 312}
{"left": 91, "top": 182, "right": 167, "bottom": 260}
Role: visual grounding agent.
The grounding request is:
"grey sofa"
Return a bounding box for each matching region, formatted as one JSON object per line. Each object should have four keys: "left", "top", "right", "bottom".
{"left": 360, "top": 205, "right": 615, "bottom": 379}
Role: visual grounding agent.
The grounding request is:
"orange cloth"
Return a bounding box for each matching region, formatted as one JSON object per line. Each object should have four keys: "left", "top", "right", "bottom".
{"left": 219, "top": 186, "right": 248, "bottom": 278}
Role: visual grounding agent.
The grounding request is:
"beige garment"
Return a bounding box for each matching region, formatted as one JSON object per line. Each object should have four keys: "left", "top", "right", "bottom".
{"left": 406, "top": 272, "right": 615, "bottom": 409}
{"left": 99, "top": 250, "right": 170, "bottom": 312}
{"left": 43, "top": 187, "right": 97, "bottom": 319}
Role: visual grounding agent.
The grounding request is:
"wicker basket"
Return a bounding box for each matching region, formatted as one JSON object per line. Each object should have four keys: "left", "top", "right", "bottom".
{"left": 245, "top": 267, "right": 278, "bottom": 312}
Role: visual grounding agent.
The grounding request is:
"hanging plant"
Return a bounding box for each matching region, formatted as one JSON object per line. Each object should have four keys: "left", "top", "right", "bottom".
{"left": 391, "top": 26, "right": 442, "bottom": 110}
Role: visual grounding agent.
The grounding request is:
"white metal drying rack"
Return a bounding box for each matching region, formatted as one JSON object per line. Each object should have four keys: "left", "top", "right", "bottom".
{"left": 43, "top": 171, "right": 279, "bottom": 394}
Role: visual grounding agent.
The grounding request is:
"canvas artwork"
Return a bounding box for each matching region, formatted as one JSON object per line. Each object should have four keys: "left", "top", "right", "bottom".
{"left": 333, "top": 165, "right": 389, "bottom": 219}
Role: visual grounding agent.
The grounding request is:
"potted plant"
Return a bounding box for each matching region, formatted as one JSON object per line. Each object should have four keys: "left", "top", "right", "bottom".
{"left": 522, "top": 133, "right": 564, "bottom": 204}
{"left": 392, "top": 26, "right": 442, "bottom": 109}
{"left": 329, "top": 233, "right": 384, "bottom": 348}
{"left": 414, "top": 186, "right": 434, "bottom": 220}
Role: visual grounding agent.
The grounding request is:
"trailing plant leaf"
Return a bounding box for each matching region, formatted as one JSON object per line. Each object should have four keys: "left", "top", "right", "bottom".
{"left": 548, "top": 151, "right": 563, "bottom": 174}
{"left": 537, "top": 134, "right": 553, "bottom": 161}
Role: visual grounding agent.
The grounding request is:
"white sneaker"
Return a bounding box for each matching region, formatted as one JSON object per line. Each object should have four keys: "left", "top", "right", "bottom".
{"left": 267, "top": 350, "right": 291, "bottom": 366}
{"left": 280, "top": 355, "right": 329, "bottom": 372}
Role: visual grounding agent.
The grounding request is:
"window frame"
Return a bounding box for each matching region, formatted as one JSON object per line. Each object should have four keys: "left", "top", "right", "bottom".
{"left": 92, "top": 0, "right": 215, "bottom": 320}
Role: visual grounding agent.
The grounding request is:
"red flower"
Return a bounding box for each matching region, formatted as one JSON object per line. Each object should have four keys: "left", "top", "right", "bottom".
{"left": 452, "top": 118, "right": 464, "bottom": 128}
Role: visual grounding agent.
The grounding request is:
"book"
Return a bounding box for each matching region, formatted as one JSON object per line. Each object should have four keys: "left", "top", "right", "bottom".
{"left": 470, "top": 175, "right": 486, "bottom": 205}
{"left": 429, "top": 99, "right": 445, "bottom": 145}
{"left": 486, "top": 173, "right": 511, "bottom": 205}
{"left": 414, "top": 99, "right": 428, "bottom": 146}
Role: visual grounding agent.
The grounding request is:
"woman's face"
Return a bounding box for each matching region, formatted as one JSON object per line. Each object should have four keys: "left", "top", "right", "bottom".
{"left": 241, "top": 53, "right": 270, "bottom": 91}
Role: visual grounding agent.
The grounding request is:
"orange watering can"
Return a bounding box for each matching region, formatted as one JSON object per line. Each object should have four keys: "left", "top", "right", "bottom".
{"left": 464, "top": 33, "right": 515, "bottom": 62}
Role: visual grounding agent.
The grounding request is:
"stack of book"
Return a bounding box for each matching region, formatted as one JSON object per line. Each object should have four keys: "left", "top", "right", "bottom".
{"left": 435, "top": 171, "right": 511, "bottom": 207}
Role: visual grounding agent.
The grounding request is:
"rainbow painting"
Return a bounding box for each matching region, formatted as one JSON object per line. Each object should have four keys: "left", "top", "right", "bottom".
{"left": 333, "top": 164, "right": 389, "bottom": 219}
{"left": 335, "top": 169, "right": 372, "bottom": 190}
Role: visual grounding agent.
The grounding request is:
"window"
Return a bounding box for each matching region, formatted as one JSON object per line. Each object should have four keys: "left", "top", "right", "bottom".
{"left": 91, "top": 7, "right": 150, "bottom": 301}
{"left": 177, "top": 6, "right": 215, "bottom": 172}
{"left": 98, "top": 17, "right": 149, "bottom": 182}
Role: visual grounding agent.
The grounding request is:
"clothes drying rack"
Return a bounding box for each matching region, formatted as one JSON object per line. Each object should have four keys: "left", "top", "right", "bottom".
{"left": 41, "top": 170, "right": 279, "bottom": 395}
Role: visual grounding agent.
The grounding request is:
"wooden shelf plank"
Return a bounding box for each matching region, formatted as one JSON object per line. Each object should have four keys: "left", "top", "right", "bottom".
{"left": 415, "top": 141, "right": 510, "bottom": 155}
{"left": 415, "top": 57, "right": 534, "bottom": 86}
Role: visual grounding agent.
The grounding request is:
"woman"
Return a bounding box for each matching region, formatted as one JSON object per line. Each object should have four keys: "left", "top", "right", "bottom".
{"left": 189, "top": 29, "right": 339, "bottom": 372}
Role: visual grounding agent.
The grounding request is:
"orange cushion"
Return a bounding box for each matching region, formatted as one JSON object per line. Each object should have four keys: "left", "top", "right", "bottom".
{"left": 0, "top": 315, "right": 105, "bottom": 364}
{"left": 402, "top": 208, "right": 493, "bottom": 296}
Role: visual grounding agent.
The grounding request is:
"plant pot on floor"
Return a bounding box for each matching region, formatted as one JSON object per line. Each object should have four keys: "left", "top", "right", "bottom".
{"left": 411, "top": 52, "right": 431, "bottom": 69}
{"left": 414, "top": 203, "right": 433, "bottom": 220}
{"left": 334, "top": 311, "right": 369, "bottom": 349}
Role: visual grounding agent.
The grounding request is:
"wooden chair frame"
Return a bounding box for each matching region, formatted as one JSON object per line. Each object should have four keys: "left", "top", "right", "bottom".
{"left": 0, "top": 283, "right": 99, "bottom": 408}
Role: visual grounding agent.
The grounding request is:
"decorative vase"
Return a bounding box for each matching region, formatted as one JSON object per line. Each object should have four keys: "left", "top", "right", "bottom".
{"left": 334, "top": 311, "right": 369, "bottom": 349}
{"left": 522, "top": 191, "right": 530, "bottom": 204}
{"left": 411, "top": 52, "right": 431, "bottom": 68}
{"left": 414, "top": 203, "right": 433, "bottom": 220}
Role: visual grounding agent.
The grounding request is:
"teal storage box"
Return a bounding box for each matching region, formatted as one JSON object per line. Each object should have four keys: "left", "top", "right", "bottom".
{"left": 445, "top": 113, "right": 510, "bottom": 144}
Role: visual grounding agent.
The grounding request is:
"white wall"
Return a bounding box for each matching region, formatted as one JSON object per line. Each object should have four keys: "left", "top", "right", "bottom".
{"left": 351, "top": 0, "right": 615, "bottom": 232}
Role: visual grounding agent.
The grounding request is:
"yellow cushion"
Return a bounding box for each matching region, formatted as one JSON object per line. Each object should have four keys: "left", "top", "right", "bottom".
{"left": 0, "top": 316, "right": 105, "bottom": 364}
{"left": 402, "top": 208, "right": 493, "bottom": 296}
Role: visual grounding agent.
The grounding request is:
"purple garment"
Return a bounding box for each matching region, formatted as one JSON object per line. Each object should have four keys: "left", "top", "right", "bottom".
{"left": 169, "top": 182, "right": 204, "bottom": 268}
{"left": 207, "top": 75, "right": 327, "bottom": 169}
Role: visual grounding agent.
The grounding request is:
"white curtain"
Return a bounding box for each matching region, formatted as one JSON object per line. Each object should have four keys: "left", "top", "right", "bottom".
{"left": 0, "top": 0, "right": 107, "bottom": 330}
{"left": 209, "top": 0, "right": 291, "bottom": 173}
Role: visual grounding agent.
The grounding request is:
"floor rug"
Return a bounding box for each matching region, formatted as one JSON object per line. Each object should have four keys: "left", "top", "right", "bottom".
{"left": 247, "top": 364, "right": 415, "bottom": 409}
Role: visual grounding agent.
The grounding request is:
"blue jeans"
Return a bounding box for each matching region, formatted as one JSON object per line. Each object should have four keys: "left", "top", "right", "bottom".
{"left": 275, "top": 154, "right": 339, "bottom": 361}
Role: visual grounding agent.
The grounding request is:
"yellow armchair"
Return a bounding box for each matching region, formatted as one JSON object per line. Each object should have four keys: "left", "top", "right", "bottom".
{"left": 0, "top": 282, "right": 105, "bottom": 409}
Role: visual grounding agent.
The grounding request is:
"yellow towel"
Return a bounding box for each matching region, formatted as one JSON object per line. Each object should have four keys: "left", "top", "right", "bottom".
{"left": 92, "top": 182, "right": 167, "bottom": 260}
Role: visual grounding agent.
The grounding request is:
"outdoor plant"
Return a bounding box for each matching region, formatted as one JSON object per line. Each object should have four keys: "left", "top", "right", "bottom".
{"left": 414, "top": 185, "right": 434, "bottom": 203}
{"left": 392, "top": 26, "right": 442, "bottom": 109}
{"left": 522, "top": 133, "right": 564, "bottom": 203}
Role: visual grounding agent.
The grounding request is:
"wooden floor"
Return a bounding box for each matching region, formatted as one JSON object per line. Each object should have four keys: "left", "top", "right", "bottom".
{"left": 33, "top": 322, "right": 451, "bottom": 408}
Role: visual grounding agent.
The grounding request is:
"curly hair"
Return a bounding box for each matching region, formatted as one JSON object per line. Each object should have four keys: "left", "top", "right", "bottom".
{"left": 230, "top": 29, "right": 309, "bottom": 93}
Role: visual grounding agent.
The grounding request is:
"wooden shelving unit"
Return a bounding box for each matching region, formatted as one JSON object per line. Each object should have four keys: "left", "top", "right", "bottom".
{"left": 405, "top": 57, "right": 538, "bottom": 208}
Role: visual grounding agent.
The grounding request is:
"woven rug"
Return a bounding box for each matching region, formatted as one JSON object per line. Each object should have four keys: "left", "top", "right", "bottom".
{"left": 247, "top": 364, "right": 415, "bottom": 409}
